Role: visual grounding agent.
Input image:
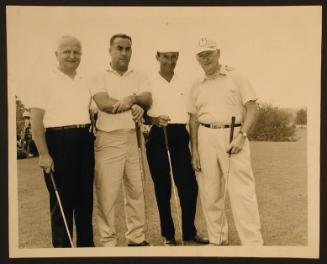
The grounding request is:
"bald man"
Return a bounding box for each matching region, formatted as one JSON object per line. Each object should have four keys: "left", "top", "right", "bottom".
{"left": 29, "top": 36, "right": 95, "bottom": 247}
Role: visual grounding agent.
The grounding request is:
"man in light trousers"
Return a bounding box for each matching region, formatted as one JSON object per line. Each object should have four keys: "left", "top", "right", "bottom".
{"left": 188, "top": 38, "right": 264, "bottom": 246}
{"left": 89, "top": 33, "right": 152, "bottom": 247}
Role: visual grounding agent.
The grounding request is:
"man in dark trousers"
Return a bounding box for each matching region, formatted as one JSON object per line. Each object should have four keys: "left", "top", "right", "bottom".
{"left": 145, "top": 42, "right": 209, "bottom": 246}
{"left": 29, "top": 35, "right": 95, "bottom": 247}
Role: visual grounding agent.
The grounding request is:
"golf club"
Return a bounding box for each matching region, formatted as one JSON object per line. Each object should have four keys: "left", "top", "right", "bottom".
{"left": 163, "top": 126, "right": 184, "bottom": 246}
{"left": 218, "top": 116, "right": 236, "bottom": 245}
{"left": 135, "top": 121, "right": 150, "bottom": 238}
{"left": 48, "top": 171, "right": 74, "bottom": 248}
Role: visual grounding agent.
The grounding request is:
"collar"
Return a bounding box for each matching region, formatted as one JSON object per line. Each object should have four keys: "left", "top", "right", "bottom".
{"left": 53, "top": 68, "right": 82, "bottom": 81}
{"left": 106, "top": 63, "right": 134, "bottom": 77}
{"left": 202, "top": 64, "right": 229, "bottom": 82}
{"left": 157, "top": 71, "right": 178, "bottom": 83}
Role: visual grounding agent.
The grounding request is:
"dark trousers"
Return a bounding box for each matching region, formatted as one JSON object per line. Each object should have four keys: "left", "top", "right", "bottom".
{"left": 44, "top": 127, "right": 94, "bottom": 247}
{"left": 146, "top": 124, "right": 198, "bottom": 240}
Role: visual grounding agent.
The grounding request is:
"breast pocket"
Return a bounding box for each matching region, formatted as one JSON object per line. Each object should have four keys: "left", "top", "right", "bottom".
{"left": 226, "top": 87, "right": 239, "bottom": 106}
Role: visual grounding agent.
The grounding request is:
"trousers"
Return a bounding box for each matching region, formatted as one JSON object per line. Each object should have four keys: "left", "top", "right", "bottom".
{"left": 197, "top": 125, "right": 263, "bottom": 245}
{"left": 44, "top": 127, "right": 94, "bottom": 247}
{"left": 146, "top": 124, "right": 198, "bottom": 240}
{"left": 94, "top": 129, "right": 146, "bottom": 246}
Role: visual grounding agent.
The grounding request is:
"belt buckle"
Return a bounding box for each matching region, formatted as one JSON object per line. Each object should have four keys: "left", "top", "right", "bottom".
{"left": 210, "top": 122, "right": 222, "bottom": 129}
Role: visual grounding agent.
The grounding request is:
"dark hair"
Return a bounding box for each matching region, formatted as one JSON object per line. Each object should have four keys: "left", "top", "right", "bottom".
{"left": 110, "top": 34, "right": 132, "bottom": 46}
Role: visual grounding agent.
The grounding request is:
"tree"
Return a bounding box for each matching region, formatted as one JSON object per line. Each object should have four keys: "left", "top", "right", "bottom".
{"left": 16, "top": 96, "right": 26, "bottom": 135}
{"left": 249, "top": 103, "right": 296, "bottom": 141}
{"left": 295, "top": 108, "right": 307, "bottom": 126}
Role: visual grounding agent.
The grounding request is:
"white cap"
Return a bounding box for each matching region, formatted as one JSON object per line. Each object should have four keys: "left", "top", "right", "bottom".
{"left": 156, "top": 40, "right": 180, "bottom": 53}
{"left": 23, "top": 111, "right": 31, "bottom": 118}
{"left": 195, "top": 37, "right": 218, "bottom": 54}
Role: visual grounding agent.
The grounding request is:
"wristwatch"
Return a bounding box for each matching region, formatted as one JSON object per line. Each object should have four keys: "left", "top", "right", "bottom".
{"left": 239, "top": 130, "right": 247, "bottom": 138}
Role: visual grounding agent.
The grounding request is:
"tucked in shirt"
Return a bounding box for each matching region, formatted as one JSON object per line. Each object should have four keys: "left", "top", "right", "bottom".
{"left": 147, "top": 73, "right": 190, "bottom": 124}
{"left": 26, "top": 68, "right": 91, "bottom": 128}
{"left": 186, "top": 66, "right": 257, "bottom": 125}
{"left": 88, "top": 67, "right": 151, "bottom": 132}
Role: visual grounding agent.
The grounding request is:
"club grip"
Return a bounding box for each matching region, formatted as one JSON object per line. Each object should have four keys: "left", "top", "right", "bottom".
{"left": 229, "top": 116, "right": 236, "bottom": 143}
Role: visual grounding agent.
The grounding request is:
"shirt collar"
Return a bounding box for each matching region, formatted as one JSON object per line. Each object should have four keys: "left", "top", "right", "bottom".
{"left": 106, "top": 63, "right": 134, "bottom": 77}
{"left": 202, "top": 64, "right": 228, "bottom": 82}
{"left": 53, "top": 68, "right": 82, "bottom": 81}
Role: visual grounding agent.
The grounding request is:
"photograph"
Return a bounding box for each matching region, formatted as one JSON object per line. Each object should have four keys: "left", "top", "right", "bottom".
{"left": 6, "top": 5, "right": 321, "bottom": 259}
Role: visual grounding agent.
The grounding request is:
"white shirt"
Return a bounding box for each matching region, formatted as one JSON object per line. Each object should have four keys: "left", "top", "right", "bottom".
{"left": 186, "top": 66, "right": 258, "bottom": 124}
{"left": 147, "top": 73, "right": 189, "bottom": 124}
{"left": 26, "top": 68, "right": 91, "bottom": 128}
{"left": 88, "top": 66, "right": 151, "bottom": 132}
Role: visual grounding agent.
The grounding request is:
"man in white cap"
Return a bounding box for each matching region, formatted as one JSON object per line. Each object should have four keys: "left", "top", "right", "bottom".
{"left": 89, "top": 33, "right": 152, "bottom": 247}
{"left": 187, "top": 38, "right": 264, "bottom": 246}
{"left": 145, "top": 43, "right": 209, "bottom": 246}
{"left": 29, "top": 35, "right": 95, "bottom": 247}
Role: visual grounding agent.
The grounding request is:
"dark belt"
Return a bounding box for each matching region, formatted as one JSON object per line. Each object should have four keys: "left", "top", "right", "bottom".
{"left": 46, "top": 124, "right": 91, "bottom": 131}
{"left": 200, "top": 123, "right": 241, "bottom": 129}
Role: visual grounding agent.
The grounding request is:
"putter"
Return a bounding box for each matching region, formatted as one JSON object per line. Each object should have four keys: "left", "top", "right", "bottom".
{"left": 49, "top": 171, "right": 74, "bottom": 248}
{"left": 163, "top": 126, "right": 184, "bottom": 246}
{"left": 218, "top": 116, "right": 236, "bottom": 245}
{"left": 135, "top": 121, "right": 150, "bottom": 238}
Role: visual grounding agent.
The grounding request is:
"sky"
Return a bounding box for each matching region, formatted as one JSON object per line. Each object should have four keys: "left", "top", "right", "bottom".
{"left": 6, "top": 6, "right": 322, "bottom": 109}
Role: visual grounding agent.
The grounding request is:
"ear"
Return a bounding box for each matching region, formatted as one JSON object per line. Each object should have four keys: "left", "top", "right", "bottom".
{"left": 55, "top": 51, "right": 58, "bottom": 58}
{"left": 156, "top": 52, "right": 160, "bottom": 62}
{"left": 217, "top": 49, "right": 220, "bottom": 58}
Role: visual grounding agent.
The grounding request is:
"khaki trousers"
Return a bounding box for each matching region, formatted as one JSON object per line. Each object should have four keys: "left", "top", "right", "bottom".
{"left": 198, "top": 126, "right": 263, "bottom": 245}
{"left": 95, "top": 129, "right": 146, "bottom": 246}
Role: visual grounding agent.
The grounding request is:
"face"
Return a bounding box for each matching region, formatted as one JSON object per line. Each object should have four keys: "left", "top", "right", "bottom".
{"left": 55, "top": 39, "right": 82, "bottom": 73}
{"left": 196, "top": 49, "right": 220, "bottom": 75}
{"left": 156, "top": 52, "right": 179, "bottom": 74}
{"left": 109, "top": 37, "right": 132, "bottom": 72}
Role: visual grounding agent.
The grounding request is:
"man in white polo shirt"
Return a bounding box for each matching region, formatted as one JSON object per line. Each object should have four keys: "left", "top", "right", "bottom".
{"left": 29, "top": 36, "right": 94, "bottom": 247}
{"left": 145, "top": 43, "right": 209, "bottom": 246}
{"left": 89, "top": 34, "right": 152, "bottom": 247}
{"left": 188, "top": 38, "right": 263, "bottom": 246}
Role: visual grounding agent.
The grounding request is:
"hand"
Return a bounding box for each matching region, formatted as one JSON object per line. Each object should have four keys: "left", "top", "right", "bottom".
{"left": 226, "top": 133, "right": 246, "bottom": 155}
{"left": 131, "top": 104, "right": 144, "bottom": 123}
{"left": 191, "top": 150, "right": 201, "bottom": 172}
{"left": 39, "top": 153, "right": 54, "bottom": 174}
{"left": 151, "top": 115, "right": 170, "bottom": 127}
{"left": 112, "top": 95, "right": 135, "bottom": 113}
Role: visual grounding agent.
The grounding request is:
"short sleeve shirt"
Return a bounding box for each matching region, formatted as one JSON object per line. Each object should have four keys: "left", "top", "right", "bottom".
{"left": 147, "top": 73, "right": 190, "bottom": 124}
{"left": 186, "top": 66, "right": 257, "bottom": 124}
{"left": 26, "top": 68, "right": 92, "bottom": 128}
{"left": 88, "top": 67, "right": 151, "bottom": 132}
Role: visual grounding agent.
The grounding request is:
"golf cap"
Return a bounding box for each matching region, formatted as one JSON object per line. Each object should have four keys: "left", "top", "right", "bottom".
{"left": 196, "top": 37, "right": 218, "bottom": 54}
{"left": 23, "top": 111, "right": 31, "bottom": 118}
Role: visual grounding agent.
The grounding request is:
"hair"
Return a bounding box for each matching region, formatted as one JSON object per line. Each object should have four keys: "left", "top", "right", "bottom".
{"left": 110, "top": 34, "right": 132, "bottom": 46}
{"left": 56, "top": 35, "right": 82, "bottom": 51}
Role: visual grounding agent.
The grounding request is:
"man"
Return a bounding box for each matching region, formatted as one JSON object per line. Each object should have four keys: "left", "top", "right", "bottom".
{"left": 29, "top": 36, "right": 95, "bottom": 247}
{"left": 145, "top": 44, "right": 209, "bottom": 246}
{"left": 188, "top": 38, "right": 264, "bottom": 246}
{"left": 21, "top": 111, "right": 38, "bottom": 157}
{"left": 89, "top": 34, "right": 152, "bottom": 247}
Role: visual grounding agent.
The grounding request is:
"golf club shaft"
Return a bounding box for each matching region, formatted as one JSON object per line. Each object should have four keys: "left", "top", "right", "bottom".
{"left": 163, "top": 126, "right": 184, "bottom": 246}
{"left": 49, "top": 172, "right": 74, "bottom": 248}
{"left": 135, "top": 122, "right": 149, "bottom": 236}
{"left": 218, "top": 116, "right": 236, "bottom": 245}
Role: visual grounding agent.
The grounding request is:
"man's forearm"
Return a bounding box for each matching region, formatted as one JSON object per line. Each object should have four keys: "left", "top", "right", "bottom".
{"left": 134, "top": 92, "right": 152, "bottom": 111}
{"left": 241, "top": 101, "right": 259, "bottom": 133}
{"left": 189, "top": 114, "right": 200, "bottom": 153}
{"left": 93, "top": 92, "right": 119, "bottom": 114}
{"left": 30, "top": 109, "right": 49, "bottom": 155}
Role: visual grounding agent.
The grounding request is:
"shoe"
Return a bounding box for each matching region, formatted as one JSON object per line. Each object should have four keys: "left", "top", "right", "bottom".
{"left": 184, "top": 234, "right": 209, "bottom": 245}
{"left": 163, "top": 238, "right": 177, "bottom": 246}
{"left": 206, "top": 241, "right": 229, "bottom": 246}
{"left": 128, "top": 240, "right": 150, "bottom": 247}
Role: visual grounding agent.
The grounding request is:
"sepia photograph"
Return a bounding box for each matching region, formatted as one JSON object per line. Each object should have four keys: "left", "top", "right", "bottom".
{"left": 6, "top": 5, "right": 321, "bottom": 259}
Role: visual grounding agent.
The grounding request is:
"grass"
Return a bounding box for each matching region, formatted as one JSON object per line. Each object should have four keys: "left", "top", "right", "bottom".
{"left": 17, "top": 128, "right": 307, "bottom": 248}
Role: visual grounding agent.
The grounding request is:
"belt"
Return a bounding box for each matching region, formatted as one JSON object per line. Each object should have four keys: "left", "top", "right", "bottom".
{"left": 200, "top": 123, "right": 241, "bottom": 129}
{"left": 47, "top": 124, "right": 91, "bottom": 131}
